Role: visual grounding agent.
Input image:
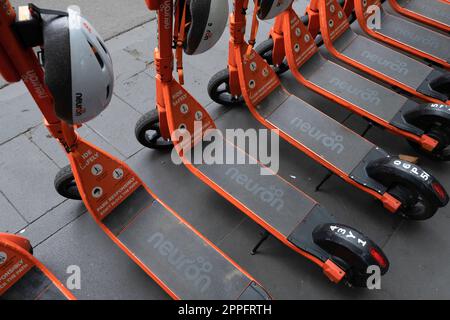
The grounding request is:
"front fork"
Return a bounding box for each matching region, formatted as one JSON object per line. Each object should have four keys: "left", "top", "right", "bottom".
{"left": 155, "top": 76, "right": 172, "bottom": 140}
{"left": 228, "top": 40, "right": 242, "bottom": 98}
{"left": 270, "top": 12, "right": 287, "bottom": 67}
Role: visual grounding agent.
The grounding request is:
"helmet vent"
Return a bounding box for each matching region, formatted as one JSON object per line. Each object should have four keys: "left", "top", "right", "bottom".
{"left": 97, "top": 37, "right": 109, "bottom": 54}
{"left": 106, "top": 85, "right": 111, "bottom": 100}
{"left": 87, "top": 40, "right": 104, "bottom": 69}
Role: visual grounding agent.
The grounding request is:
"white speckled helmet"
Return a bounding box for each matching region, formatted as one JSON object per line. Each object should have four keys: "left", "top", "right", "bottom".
{"left": 43, "top": 6, "right": 114, "bottom": 124}
{"left": 257, "top": 0, "right": 293, "bottom": 20}
{"left": 184, "top": 0, "right": 229, "bottom": 55}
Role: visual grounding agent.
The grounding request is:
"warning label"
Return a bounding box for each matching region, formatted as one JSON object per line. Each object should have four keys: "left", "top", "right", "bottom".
{"left": 71, "top": 139, "right": 142, "bottom": 221}
{"left": 0, "top": 247, "right": 33, "bottom": 295}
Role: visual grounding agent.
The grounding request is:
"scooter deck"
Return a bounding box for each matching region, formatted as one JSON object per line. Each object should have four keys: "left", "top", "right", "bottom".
{"left": 299, "top": 53, "right": 410, "bottom": 123}
{"left": 101, "top": 186, "right": 269, "bottom": 300}
{"left": 376, "top": 9, "right": 449, "bottom": 63}
{"left": 1, "top": 267, "right": 66, "bottom": 300}
{"left": 334, "top": 29, "right": 438, "bottom": 93}
{"left": 192, "top": 135, "right": 335, "bottom": 262}
{"left": 392, "top": 0, "right": 450, "bottom": 30}
{"left": 257, "top": 86, "right": 375, "bottom": 175}
{"left": 0, "top": 234, "right": 72, "bottom": 300}
{"left": 67, "top": 136, "right": 270, "bottom": 300}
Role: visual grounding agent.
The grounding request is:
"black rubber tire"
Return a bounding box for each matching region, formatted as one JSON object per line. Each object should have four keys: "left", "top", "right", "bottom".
{"left": 54, "top": 165, "right": 81, "bottom": 200}
{"left": 389, "top": 184, "right": 438, "bottom": 221}
{"left": 408, "top": 142, "right": 450, "bottom": 162}
{"left": 208, "top": 69, "right": 244, "bottom": 107}
{"left": 367, "top": 156, "right": 445, "bottom": 220}
{"left": 407, "top": 121, "right": 450, "bottom": 161}
{"left": 135, "top": 109, "right": 174, "bottom": 150}
{"left": 313, "top": 223, "right": 389, "bottom": 288}
{"left": 254, "top": 38, "right": 289, "bottom": 75}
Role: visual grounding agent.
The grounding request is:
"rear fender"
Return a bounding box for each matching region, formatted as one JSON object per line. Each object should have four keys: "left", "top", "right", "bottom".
{"left": 367, "top": 157, "right": 449, "bottom": 207}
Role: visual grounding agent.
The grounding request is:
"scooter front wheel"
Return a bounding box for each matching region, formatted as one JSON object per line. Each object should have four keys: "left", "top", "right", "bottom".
{"left": 313, "top": 224, "right": 389, "bottom": 287}
{"left": 254, "top": 38, "right": 289, "bottom": 75}
{"left": 54, "top": 165, "right": 81, "bottom": 200}
{"left": 135, "top": 109, "right": 174, "bottom": 150}
{"left": 207, "top": 69, "right": 244, "bottom": 107}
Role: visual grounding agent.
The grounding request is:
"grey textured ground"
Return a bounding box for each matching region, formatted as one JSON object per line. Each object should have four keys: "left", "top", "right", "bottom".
{"left": 1, "top": 0, "right": 449, "bottom": 299}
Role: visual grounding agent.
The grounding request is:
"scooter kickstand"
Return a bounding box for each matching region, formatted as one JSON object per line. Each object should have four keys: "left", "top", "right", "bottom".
{"left": 361, "top": 122, "right": 373, "bottom": 138}
{"left": 251, "top": 230, "right": 271, "bottom": 255}
{"left": 316, "top": 171, "right": 333, "bottom": 191}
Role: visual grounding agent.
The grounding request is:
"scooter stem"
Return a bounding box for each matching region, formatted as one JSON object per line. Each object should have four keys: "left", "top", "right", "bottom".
{"left": 309, "top": 0, "right": 319, "bottom": 12}
{"left": 61, "top": 122, "right": 79, "bottom": 152}
{"left": 155, "top": 0, "right": 174, "bottom": 83}
{"left": 227, "top": 0, "right": 250, "bottom": 97}
{"left": 231, "top": 0, "right": 248, "bottom": 44}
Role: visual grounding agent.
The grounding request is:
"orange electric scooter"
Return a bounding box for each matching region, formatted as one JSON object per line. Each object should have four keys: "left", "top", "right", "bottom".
{"left": 208, "top": 0, "right": 449, "bottom": 220}
{"left": 0, "top": 2, "right": 271, "bottom": 300}
{"left": 311, "top": 0, "right": 450, "bottom": 104}
{"left": 353, "top": 0, "right": 449, "bottom": 70}
{"left": 255, "top": 2, "right": 450, "bottom": 160}
{"left": 135, "top": 0, "right": 390, "bottom": 287}
{"left": 388, "top": 0, "right": 450, "bottom": 33}
{"left": 0, "top": 233, "right": 75, "bottom": 300}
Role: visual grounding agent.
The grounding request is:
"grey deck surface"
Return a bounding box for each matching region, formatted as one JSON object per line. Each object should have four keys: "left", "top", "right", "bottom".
{"left": 1, "top": 0, "right": 449, "bottom": 299}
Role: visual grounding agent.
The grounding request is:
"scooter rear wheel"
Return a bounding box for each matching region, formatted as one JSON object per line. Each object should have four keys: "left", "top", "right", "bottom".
{"left": 408, "top": 122, "right": 450, "bottom": 161}
{"left": 254, "top": 38, "right": 289, "bottom": 75}
{"left": 135, "top": 109, "right": 174, "bottom": 150}
{"left": 54, "top": 165, "right": 81, "bottom": 200}
{"left": 388, "top": 184, "right": 437, "bottom": 220}
{"left": 313, "top": 224, "right": 389, "bottom": 287}
{"left": 207, "top": 69, "right": 244, "bottom": 107}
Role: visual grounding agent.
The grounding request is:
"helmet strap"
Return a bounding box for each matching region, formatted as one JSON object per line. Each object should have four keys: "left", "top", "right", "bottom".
{"left": 29, "top": 4, "right": 68, "bottom": 19}
{"left": 12, "top": 4, "right": 69, "bottom": 49}
{"left": 174, "top": 0, "right": 187, "bottom": 85}
{"left": 247, "top": 0, "right": 260, "bottom": 56}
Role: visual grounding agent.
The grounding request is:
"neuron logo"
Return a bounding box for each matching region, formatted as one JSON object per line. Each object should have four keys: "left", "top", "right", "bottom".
{"left": 225, "top": 167, "right": 285, "bottom": 212}
{"left": 393, "top": 28, "right": 440, "bottom": 50}
{"left": 329, "top": 77, "right": 381, "bottom": 106}
{"left": 147, "top": 232, "right": 213, "bottom": 294}
{"left": 290, "top": 117, "right": 345, "bottom": 154}
{"left": 23, "top": 70, "right": 49, "bottom": 99}
{"left": 361, "top": 51, "right": 409, "bottom": 76}
{"left": 160, "top": 0, "right": 172, "bottom": 30}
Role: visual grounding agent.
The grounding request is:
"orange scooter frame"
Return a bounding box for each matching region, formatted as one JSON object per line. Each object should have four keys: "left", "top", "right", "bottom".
{"left": 314, "top": 0, "right": 450, "bottom": 105}
{"left": 305, "top": 0, "right": 354, "bottom": 39}
{"left": 138, "top": 0, "right": 391, "bottom": 287}
{"left": 388, "top": 0, "right": 450, "bottom": 33}
{"left": 354, "top": 0, "right": 449, "bottom": 70}
{"left": 260, "top": 5, "right": 450, "bottom": 160}
{"left": 209, "top": 0, "right": 448, "bottom": 220}
{"left": 0, "top": 1, "right": 271, "bottom": 300}
{"left": 0, "top": 233, "right": 75, "bottom": 300}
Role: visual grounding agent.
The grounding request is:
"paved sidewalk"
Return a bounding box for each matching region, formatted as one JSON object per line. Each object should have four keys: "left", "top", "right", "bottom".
{"left": 1, "top": 0, "right": 449, "bottom": 299}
